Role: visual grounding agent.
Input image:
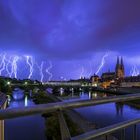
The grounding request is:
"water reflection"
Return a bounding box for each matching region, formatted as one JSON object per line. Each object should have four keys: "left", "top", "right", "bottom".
{"left": 12, "top": 88, "right": 24, "bottom": 100}
{"left": 60, "top": 87, "right": 64, "bottom": 95}
{"left": 91, "top": 93, "right": 97, "bottom": 98}
{"left": 61, "top": 91, "right": 140, "bottom": 140}
{"left": 88, "top": 91, "right": 91, "bottom": 99}
{"left": 8, "top": 95, "right": 35, "bottom": 108}
{"left": 5, "top": 89, "right": 46, "bottom": 140}
{"left": 5, "top": 89, "right": 140, "bottom": 140}
{"left": 60, "top": 91, "right": 114, "bottom": 102}
{"left": 24, "top": 95, "right": 28, "bottom": 107}
{"left": 115, "top": 103, "right": 124, "bottom": 116}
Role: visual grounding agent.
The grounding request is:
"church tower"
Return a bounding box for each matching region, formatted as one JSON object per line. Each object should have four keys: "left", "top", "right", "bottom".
{"left": 115, "top": 57, "right": 125, "bottom": 79}
{"left": 121, "top": 57, "right": 125, "bottom": 75}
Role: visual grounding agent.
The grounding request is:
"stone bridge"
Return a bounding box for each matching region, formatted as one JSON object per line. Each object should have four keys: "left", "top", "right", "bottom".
{"left": 10, "top": 81, "right": 93, "bottom": 95}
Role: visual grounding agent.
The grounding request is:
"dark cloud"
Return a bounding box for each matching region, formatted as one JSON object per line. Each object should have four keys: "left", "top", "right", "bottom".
{"left": 0, "top": 0, "right": 140, "bottom": 59}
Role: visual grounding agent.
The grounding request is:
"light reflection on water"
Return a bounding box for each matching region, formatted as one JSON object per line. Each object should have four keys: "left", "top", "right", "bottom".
{"left": 24, "top": 95, "right": 28, "bottom": 107}
{"left": 5, "top": 89, "right": 140, "bottom": 140}
{"left": 5, "top": 90, "right": 46, "bottom": 140}
{"left": 61, "top": 91, "right": 140, "bottom": 140}
{"left": 8, "top": 95, "right": 35, "bottom": 108}
{"left": 62, "top": 91, "right": 113, "bottom": 102}
{"left": 12, "top": 88, "right": 24, "bottom": 100}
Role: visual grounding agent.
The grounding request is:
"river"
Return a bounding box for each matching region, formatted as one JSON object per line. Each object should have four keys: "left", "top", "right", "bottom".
{"left": 4, "top": 90, "right": 46, "bottom": 140}
{"left": 4, "top": 90, "right": 140, "bottom": 140}
{"left": 61, "top": 91, "right": 140, "bottom": 140}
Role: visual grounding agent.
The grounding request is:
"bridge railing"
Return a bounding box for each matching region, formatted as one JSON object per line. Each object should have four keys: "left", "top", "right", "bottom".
{"left": 1, "top": 93, "right": 140, "bottom": 140}
{"left": 1, "top": 93, "right": 140, "bottom": 120}
{"left": 72, "top": 118, "right": 140, "bottom": 140}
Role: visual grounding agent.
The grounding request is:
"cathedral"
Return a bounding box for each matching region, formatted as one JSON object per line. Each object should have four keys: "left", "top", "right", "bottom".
{"left": 115, "top": 57, "right": 125, "bottom": 79}
{"left": 101, "top": 57, "right": 125, "bottom": 81}
{"left": 92, "top": 57, "right": 125, "bottom": 88}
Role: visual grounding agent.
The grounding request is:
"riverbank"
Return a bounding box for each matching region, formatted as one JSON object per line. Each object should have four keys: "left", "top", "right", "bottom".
{"left": 95, "top": 87, "right": 140, "bottom": 95}
{"left": 93, "top": 88, "right": 131, "bottom": 95}
{"left": 32, "top": 91, "right": 119, "bottom": 140}
{"left": 32, "top": 91, "right": 86, "bottom": 140}
{"left": 123, "top": 99, "right": 140, "bottom": 109}
{"left": 95, "top": 87, "right": 140, "bottom": 109}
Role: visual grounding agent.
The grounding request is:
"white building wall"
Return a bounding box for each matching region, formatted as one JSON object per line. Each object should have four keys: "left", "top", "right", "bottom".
{"left": 121, "top": 82, "right": 140, "bottom": 87}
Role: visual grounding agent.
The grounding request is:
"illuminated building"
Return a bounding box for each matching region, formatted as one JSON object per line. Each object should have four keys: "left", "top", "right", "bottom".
{"left": 102, "top": 57, "right": 125, "bottom": 82}
{"left": 121, "top": 75, "right": 140, "bottom": 87}
{"left": 115, "top": 57, "right": 125, "bottom": 79}
{"left": 91, "top": 57, "right": 125, "bottom": 88}
{"left": 101, "top": 71, "right": 116, "bottom": 81}
{"left": 91, "top": 74, "right": 100, "bottom": 87}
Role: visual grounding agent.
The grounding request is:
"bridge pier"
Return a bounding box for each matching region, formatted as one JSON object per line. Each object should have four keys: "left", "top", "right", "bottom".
{"left": 52, "top": 87, "right": 60, "bottom": 95}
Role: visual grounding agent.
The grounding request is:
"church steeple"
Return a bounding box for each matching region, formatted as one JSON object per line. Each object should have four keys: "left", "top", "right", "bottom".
{"left": 121, "top": 57, "right": 124, "bottom": 70}
{"left": 117, "top": 56, "right": 119, "bottom": 65}
{"left": 115, "top": 56, "right": 125, "bottom": 79}
{"left": 116, "top": 56, "right": 120, "bottom": 70}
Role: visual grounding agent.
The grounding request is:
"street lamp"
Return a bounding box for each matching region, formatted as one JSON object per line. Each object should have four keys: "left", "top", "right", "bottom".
{"left": 7, "top": 81, "right": 11, "bottom": 86}
{"left": 25, "top": 81, "right": 28, "bottom": 85}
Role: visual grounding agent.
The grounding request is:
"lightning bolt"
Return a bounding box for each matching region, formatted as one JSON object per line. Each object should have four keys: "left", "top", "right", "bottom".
{"left": 130, "top": 67, "right": 133, "bottom": 76}
{"left": 80, "top": 66, "right": 84, "bottom": 79}
{"left": 0, "top": 53, "right": 6, "bottom": 76}
{"left": 95, "top": 52, "right": 109, "bottom": 75}
{"left": 88, "top": 61, "right": 93, "bottom": 78}
{"left": 5, "top": 56, "right": 12, "bottom": 77}
{"left": 12, "top": 56, "right": 19, "bottom": 79}
{"left": 130, "top": 65, "right": 140, "bottom": 76}
{"left": 37, "top": 61, "right": 44, "bottom": 83}
{"left": 25, "top": 56, "right": 34, "bottom": 79}
{"left": 46, "top": 61, "right": 53, "bottom": 81}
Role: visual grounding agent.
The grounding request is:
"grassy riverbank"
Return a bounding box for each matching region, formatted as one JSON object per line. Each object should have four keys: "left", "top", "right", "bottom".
{"left": 32, "top": 91, "right": 83, "bottom": 140}
{"left": 123, "top": 99, "right": 140, "bottom": 108}
{"left": 32, "top": 91, "right": 54, "bottom": 104}
{"left": 95, "top": 88, "right": 140, "bottom": 108}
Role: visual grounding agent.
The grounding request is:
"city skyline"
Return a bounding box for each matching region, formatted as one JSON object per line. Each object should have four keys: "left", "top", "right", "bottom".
{"left": 0, "top": 53, "right": 139, "bottom": 81}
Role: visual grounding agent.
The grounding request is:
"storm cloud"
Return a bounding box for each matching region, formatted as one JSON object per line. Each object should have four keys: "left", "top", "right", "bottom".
{"left": 0, "top": 0, "right": 140, "bottom": 59}
{"left": 0, "top": 0, "right": 140, "bottom": 80}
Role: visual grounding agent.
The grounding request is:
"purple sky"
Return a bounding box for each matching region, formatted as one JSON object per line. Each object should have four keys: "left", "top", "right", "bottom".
{"left": 0, "top": 0, "right": 140, "bottom": 81}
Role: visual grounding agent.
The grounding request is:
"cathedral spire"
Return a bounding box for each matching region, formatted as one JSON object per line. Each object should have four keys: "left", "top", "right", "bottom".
{"left": 121, "top": 57, "right": 124, "bottom": 69}
{"left": 117, "top": 56, "right": 119, "bottom": 65}
{"left": 115, "top": 56, "right": 125, "bottom": 79}
{"left": 116, "top": 56, "right": 119, "bottom": 70}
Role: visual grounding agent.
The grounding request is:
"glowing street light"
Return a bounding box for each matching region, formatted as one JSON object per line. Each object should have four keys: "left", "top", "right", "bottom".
{"left": 24, "top": 81, "right": 28, "bottom": 85}
{"left": 7, "top": 81, "right": 11, "bottom": 86}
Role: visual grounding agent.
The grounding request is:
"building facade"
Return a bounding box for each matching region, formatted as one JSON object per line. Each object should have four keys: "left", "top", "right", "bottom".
{"left": 92, "top": 57, "right": 125, "bottom": 88}
{"left": 115, "top": 57, "right": 125, "bottom": 79}
{"left": 91, "top": 74, "right": 100, "bottom": 87}
{"left": 101, "top": 57, "right": 125, "bottom": 82}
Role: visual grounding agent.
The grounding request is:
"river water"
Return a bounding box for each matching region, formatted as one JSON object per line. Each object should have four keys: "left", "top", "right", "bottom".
{"left": 62, "top": 91, "right": 140, "bottom": 140}
{"left": 4, "top": 90, "right": 140, "bottom": 140}
{"left": 4, "top": 90, "right": 46, "bottom": 140}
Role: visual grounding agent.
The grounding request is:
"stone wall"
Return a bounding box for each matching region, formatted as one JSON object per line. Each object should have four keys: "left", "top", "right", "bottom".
{"left": 0, "top": 94, "right": 7, "bottom": 140}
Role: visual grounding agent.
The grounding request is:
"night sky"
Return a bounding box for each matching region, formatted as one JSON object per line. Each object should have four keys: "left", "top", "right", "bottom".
{"left": 0, "top": 0, "right": 140, "bottom": 81}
